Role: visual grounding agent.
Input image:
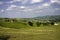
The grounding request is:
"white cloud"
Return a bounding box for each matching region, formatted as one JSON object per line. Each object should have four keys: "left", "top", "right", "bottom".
{"left": 19, "top": 6, "right": 26, "bottom": 8}
{"left": 27, "top": 9, "right": 32, "bottom": 11}
{"left": 0, "top": 2, "right": 3, "bottom": 5}
{"left": 55, "top": 8, "right": 60, "bottom": 10}
{"left": 5, "top": 6, "right": 36, "bottom": 18}
{"left": 50, "top": 0, "right": 56, "bottom": 3}
{"left": 22, "top": 0, "right": 28, "bottom": 4}
{"left": 1, "top": 10, "right": 4, "bottom": 12}
{"left": 42, "top": 3, "right": 50, "bottom": 7}
{"left": 23, "top": 9, "right": 33, "bottom": 12}
{"left": 0, "top": 9, "right": 4, "bottom": 12}
{"left": 38, "top": 6, "right": 44, "bottom": 9}
{"left": 31, "top": 0, "right": 43, "bottom": 3}
{"left": 6, "top": 5, "right": 17, "bottom": 10}
{"left": 50, "top": 0, "right": 60, "bottom": 3}
{"left": 0, "top": 9, "right": 4, "bottom": 13}
{"left": 10, "top": 5, "right": 17, "bottom": 7}
{"left": 13, "top": 0, "right": 21, "bottom": 2}
{"left": 6, "top": 5, "right": 27, "bottom": 11}
{"left": 6, "top": 1, "right": 14, "bottom": 3}
{"left": 6, "top": 0, "right": 21, "bottom": 3}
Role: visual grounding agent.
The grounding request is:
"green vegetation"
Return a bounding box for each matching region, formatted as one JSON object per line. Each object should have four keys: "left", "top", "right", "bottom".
{"left": 0, "top": 15, "right": 60, "bottom": 40}
{"left": 0, "top": 21, "right": 28, "bottom": 29}
{"left": 0, "top": 25, "right": 60, "bottom": 40}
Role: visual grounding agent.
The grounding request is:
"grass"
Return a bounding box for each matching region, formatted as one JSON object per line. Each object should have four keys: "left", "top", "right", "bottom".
{"left": 0, "top": 21, "right": 29, "bottom": 29}
{"left": 0, "top": 21, "right": 60, "bottom": 40}
{"left": 0, "top": 21, "right": 59, "bottom": 29}
{"left": 0, "top": 25, "right": 60, "bottom": 40}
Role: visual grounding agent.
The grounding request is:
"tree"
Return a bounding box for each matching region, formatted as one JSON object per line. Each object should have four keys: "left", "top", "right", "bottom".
{"left": 28, "top": 21, "right": 33, "bottom": 26}
{"left": 36, "top": 22, "right": 41, "bottom": 26}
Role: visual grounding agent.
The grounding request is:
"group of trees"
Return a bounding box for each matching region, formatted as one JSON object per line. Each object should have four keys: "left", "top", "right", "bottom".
{"left": 0, "top": 18, "right": 58, "bottom": 27}
{"left": 28, "top": 21, "right": 55, "bottom": 26}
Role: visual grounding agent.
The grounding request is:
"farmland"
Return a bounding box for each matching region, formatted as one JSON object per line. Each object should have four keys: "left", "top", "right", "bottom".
{"left": 0, "top": 15, "right": 60, "bottom": 40}
{"left": 0, "top": 25, "right": 60, "bottom": 40}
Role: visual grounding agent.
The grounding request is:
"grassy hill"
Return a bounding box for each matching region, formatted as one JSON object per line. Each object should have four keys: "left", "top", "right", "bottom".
{"left": 0, "top": 15, "right": 60, "bottom": 29}
{"left": 0, "top": 15, "right": 60, "bottom": 40}
{"left": 34, "top": 15, "right": 60, "bottom": 22}
{"left": 0, "top": 25, "right": 60, "bottom": 40}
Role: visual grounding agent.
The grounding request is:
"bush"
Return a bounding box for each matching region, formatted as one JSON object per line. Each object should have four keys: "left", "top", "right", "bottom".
{"left": 51, "top": 22, "right": 54, "bottom": 25}
{"left": 28, "top": 21, "right": 33, "bottom": 26}
{"left": 36, "top": 22, "right": 41, "bottom": 26}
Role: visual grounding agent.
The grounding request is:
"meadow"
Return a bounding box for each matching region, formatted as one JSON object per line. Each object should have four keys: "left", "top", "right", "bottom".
{"left": 0, "top": 25, "right": 60, "bottom": 40}
{"left": 0, "top": 18, "right": 60, "bottom": 40}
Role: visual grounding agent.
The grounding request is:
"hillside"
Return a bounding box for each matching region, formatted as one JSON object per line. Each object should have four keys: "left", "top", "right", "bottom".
{"left": 34, "top": 15, "right": 60, "bottom": 22}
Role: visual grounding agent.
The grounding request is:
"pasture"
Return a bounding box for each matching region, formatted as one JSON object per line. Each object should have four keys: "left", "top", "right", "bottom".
{"left": 0, "top": 25, "right": 60, "bottom": 40}
{"left": 0, "top": 18, "right": 60, "bottom": 40}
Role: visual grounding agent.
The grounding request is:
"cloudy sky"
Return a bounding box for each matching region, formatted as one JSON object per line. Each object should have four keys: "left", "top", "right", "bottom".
{"left": 0, "top": 0, "right": 60, "bottom": 18}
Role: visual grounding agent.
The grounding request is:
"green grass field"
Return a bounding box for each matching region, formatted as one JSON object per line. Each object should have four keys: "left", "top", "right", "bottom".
{"left": 0, "top": 21, "right": 60, "bottom": 40}
{"left": 0, "top": 25, "right": 60, "bottom": 40}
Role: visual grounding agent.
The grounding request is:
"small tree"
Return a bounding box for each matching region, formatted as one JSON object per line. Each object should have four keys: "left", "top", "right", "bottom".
{"left": 28, "top": 21, "right": 33, "bottom": 26}
{"left": 36, "top": 22, "right": 41, "bottom": 26}
{"left": 43, "top": 22, "right": 48, "bottom": 25}
{"left": 51, "top": 22, "right": 54, "bottom": 25}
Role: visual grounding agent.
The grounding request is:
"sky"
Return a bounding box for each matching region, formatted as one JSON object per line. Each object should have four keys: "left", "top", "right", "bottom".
{"left": 0, "top": 0, "right": 60, "bottom": 18}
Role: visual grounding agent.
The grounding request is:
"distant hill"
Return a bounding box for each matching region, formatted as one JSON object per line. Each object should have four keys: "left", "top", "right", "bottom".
{"left": 34, "top": 15, "right": 60, "bottom": 22}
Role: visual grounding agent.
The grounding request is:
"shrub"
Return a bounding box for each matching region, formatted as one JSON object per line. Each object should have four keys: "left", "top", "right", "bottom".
{"left": 51, "top": 22, "right": 54, "bottom": 25}
{"left": 28, "top": 21, "right": 33, "bottom": 26}
{"left": 36, "top": 22, "right": 41, "bottom": 26}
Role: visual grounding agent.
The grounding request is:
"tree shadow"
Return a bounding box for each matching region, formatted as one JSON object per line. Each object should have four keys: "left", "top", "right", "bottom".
{"left": 0, "top": 35, "right": 10, "bottom": 40}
